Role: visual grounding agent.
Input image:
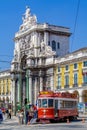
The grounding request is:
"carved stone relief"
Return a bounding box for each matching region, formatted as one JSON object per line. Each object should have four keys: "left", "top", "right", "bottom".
{"left": 39, "top": 40, "right": 56, "bottom": 57}
{"left": 19, "top": 6, "right": 37, "bottom": 31}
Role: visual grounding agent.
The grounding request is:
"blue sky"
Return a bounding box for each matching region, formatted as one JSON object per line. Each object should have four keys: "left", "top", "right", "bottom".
{"left": 0, "top": 0, "right": 87, "bottom": 70}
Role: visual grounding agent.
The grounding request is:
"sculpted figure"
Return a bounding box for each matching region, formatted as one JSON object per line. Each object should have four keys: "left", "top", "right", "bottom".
{"left": 40, "top": 40, "right": 56, "bottom": 56}
{"left": 41, "top": 40, "right": 45, "bottom": 51}
{"left": 25, "top": 6, "right": 31, "bottom": 19}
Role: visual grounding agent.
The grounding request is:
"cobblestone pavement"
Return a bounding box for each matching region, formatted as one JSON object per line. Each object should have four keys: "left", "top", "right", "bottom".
{"left": 0, "top": 115, "right": 87, "bottom": 130}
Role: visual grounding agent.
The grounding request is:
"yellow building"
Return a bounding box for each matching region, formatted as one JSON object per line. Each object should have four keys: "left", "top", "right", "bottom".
{"left": 0, "top": 69, "right": 12, "bottom": 108}
{"left": 54, "top": 48, "right": 87, "bottom": 113}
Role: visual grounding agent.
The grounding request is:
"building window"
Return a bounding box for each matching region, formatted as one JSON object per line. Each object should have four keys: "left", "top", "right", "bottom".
{"left": 32, "top": 59, "right": 35, "bottom": 65}
{"left": 58, "top": 76, "right": 61, "bottom": 88}
{"left": 74, "top": 63, "right": 77, "bottom": 69}
{"left": 58, "top": 66, "right": 60, "bottom": 72}
{"left": 65, "top": 65, "right": 69, "bottom": 71}
{"left": 74, "top": 73, "right": 78, "bottom": 84}
{"left": 57, "top": 42, "right": 60, "bottom": 49}
{"left": 48, "top": 41, "right": 50, "bottom": 46}
{"left": 52, "top": 40, "right": 56, "bottom": 51}
{"left": 83, "top": 61, "right": 87, "bottom": 67}
{"left": 65, "top": 75, "right": 69, "bottom": 86}
{"left": 83, "top": 74, "right": 87, "bottom": 83}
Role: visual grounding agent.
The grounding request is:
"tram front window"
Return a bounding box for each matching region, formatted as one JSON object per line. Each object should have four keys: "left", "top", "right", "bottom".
{"left": 42, "top": 99, "right": 47, "bottom": 108}
{"left": 48, "top": 99, "right": 53, "bottom": 107}
{"left": 38, "top": 99, "right": 41, "bottom": 108}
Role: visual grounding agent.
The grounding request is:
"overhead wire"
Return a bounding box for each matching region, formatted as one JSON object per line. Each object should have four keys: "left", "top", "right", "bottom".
{"left": 71, "top": 0, "right": 80, "bottom": 52}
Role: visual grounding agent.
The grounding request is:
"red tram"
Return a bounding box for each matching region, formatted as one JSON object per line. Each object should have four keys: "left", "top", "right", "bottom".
{"left": 37, "top": 91, "right": 78, "bottom": 122}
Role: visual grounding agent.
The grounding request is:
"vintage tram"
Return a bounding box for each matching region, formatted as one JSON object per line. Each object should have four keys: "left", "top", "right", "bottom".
{"left": 37, "top": 91, "right": 78, "bottom": 122}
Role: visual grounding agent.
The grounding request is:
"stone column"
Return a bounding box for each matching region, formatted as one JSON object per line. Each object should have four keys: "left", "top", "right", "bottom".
{"left": 78, "top": 89, "right": 85, "bottom": 113}
{"left": 44, "top": 32, "right": 48, "bottom": 45}
{"left": 22, "top": 79, "right": 26, "bottom": 106}
{"left": 40, "top": 77, "right": 43, "bottom": 91}
{"left": 34, "top": 32, "right": 38, "bottom": 57}
{"left": 78, "top": 90, "right": 83, "bottom": 103}
{"left": 34, "top": 78, "right": 38, "bottom": 104}
{"left": 11, "top": 77, "right": 16, "bottom": 115}
{"left": 38, "top": 33, "right": 41, "bottom": 56}
{"left": 50, "top": 75, "right": 54, "bottom": 91}
{"left": 26, "top": 70, "right": 29, "bottom": 102}
{"left": 39, "top": 70, "right": 43, "bottom": 91}
{"left": 18, "top": 74, "right": 22, "bottom": 107}
{"left": 29, "top": 76, "right": 32, "bottom": 104}
{"left": 39, "top": 58, "right": 42, "bottom": 66}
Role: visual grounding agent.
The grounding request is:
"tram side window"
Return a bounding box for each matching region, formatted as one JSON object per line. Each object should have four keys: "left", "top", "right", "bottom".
{"left": 65, "top": 101, "right": 76, "bottom": 108}
{"left": 73, "top": 101, "right": 77, "bottom": 108}
{"left": 60, "top": 101, "right": 77, "bottom": 108}
{"left": 60, "top": 100, "right": 64, "bottom": 108}
{"left": 48, "top": 99, "right": 53, "bottom": 107}
{"left": 42, "top": 99, "right": 47, "bottom": 108}
{"left": 72, "top": 101, "right": 77, "bottom": 108}
{"left": 55, "top": 100, "right": 58, "bottom": 109}
{"left": 38, "top": 99, "right": 41, "bottom": 108}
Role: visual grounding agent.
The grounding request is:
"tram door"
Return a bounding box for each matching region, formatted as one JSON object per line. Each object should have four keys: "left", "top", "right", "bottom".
{"left": 54, "top": 99, "right": 58, "bottom": 117}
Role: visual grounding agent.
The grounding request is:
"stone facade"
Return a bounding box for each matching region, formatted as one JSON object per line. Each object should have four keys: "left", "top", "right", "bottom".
{"left": 0, "top": 69, "right": 11, "bottom": 108}
{"left": 54, "top": 48, "right": 87, "bottom": 113}
{"left": 11, "top": 7, "right": 71, "bottom": 113}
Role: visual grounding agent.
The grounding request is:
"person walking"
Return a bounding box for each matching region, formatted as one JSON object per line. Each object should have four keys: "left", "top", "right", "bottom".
{"left": 26, "top": 110, "right": 29, "bottom": 124}
{"left": 19, "top": 110, "right": 24, "bottom": 124}
{"left": 0, "top": 109, "right": 3, "bottom": 123}
{"left": 16, "top": 110, "right": 21, "bottom": 125}
{"left": 6, "top": 109, "right": 9, "bottom": 119}
{"left": 27, "top": 111, "right": 32, "bottom": 125}
{"left": 8, "top": 110, "right": 11, "bottom": 119}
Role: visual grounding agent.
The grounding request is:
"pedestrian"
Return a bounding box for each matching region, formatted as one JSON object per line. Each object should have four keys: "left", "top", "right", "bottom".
{"left": 33, "top": 105, "right": 38, "bottom": 118}
{"left": 19, "top": 110, "right": 24, "bottom": 124}
{"left": 26, "top": 110, "right": 29, "bottom": 124}
{"left": 27, "top": 104, "right": 38, "bottom": 125}
{"left": 6, "top": 109, "right": 9, "bottom": 119}
{"left": 27, "top": 111, "right": 33, "bottom": 125}
{"left": 8, "top": 110, "right": 11, "bottom": 119}
{"left": 16, "top": 110, "right": 21, "bottom": 124}
{"left": 0, "top": 109, "right": 3, "bottom": 123}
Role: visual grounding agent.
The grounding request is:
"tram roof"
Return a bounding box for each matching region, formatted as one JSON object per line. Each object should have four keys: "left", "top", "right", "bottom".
{"left": 38, "top": 91, "right": 77, "bottom": 99}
